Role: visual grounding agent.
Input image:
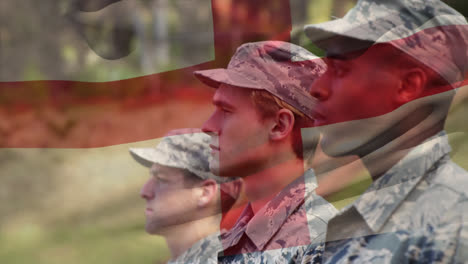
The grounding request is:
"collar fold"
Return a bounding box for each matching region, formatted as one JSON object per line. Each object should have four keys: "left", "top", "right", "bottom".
{"left": 222, "top": 169, "right": 318, "bottom": 250}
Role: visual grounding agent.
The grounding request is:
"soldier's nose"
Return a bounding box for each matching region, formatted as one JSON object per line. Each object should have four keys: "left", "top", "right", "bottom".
{"left": 140, "top": 178, "right": 155, "bottom": 200}
{"left": 309, "top": 78, "right": 330, "bottom": 101}
{"left": 202, "top": 113, "right": 219, "bottom": 136}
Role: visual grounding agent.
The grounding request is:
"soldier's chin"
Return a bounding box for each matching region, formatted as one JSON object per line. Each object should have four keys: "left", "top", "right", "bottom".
{"left": 145, "top": 223, "right": 162, "bottom": 235}
{"left": 210, "top": 160, "right": 241, "bottom": 178}
{"left": 318, "top": 113, "right": 397, "bottom": 158}
{"left": 320, "top": 134, "right": 358, "bottom": 157}
{"left": 319, "top": 123, "right": 374, "bottom": 158}
{"left": 145, "top": 221, "right": 177, "bottom": 235}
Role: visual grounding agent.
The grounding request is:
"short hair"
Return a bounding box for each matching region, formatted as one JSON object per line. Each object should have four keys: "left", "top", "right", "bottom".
{"left": 250, "top": 90, "right": 314, "bottom": 159}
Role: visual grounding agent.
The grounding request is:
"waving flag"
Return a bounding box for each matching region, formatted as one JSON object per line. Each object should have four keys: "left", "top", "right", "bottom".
{"left": 0, "top": 1, "right": 296, "bottom": 263}
{"left": 1, "top": 1, "right": 467, "bottom": 263}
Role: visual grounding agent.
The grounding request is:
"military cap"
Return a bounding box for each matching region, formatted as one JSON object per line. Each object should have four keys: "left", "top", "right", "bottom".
{"left": 129, "top": 131, "right": 228, "bottom": 183}
{"left": 304, "top": 0, "right": 468, "bottom": 86}
{"left": 193, "top": 41, "right": 325, "bottom": 119}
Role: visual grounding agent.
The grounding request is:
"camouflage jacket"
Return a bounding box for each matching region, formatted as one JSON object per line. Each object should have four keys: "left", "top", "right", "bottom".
{"left": 218, "top": 169, "right": 337, "bottom": 264}
{"left": 305, "top": 131, "right": 468, "bottom": 264}
{"left": 168, "top": 232, "right": 221, "bottom": 264}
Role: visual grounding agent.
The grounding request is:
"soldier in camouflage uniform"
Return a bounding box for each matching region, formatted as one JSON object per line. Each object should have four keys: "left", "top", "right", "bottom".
{"left": 195, "top": 41, "right": 338, "bottom": 263}
{"left": 130, "top": 129, "right": 240, "bottom": 264}
{"left": 303, "top": 0, "right": 468, "bottom": 263}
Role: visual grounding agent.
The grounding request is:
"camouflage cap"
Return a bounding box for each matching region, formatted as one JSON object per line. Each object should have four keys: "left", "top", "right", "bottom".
{"left": 304, "top": 0, "right": 468, "bottom": 86}
{"left": 193, "top": 41, "right": 326, "bottom": 119}
{"left": 129, "top": 131, "right": 228, "bottom": 183}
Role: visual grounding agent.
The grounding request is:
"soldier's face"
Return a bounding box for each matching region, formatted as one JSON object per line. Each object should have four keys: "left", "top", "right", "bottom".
{"left": 309, "top": 45, "right": 402, "bottom": 157}
{"left": 140, "top": 163, "right": 198, "bottom": 234}
{"left": 202, "top": 84, "right": 271, "bottom": 177}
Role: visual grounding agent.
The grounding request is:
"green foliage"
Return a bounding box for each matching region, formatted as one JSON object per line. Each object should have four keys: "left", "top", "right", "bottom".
{"left": 0, "top": 224, "right": 170, "bottom": 264}
{"left": 22, "top": 62, "right": 47, "bottom": 82}
{"left": 307, "top": 0, "right": 333, "bottom": 24}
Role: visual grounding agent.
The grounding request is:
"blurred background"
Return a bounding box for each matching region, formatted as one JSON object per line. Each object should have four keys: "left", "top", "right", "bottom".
{"left": 0, "top": 0, "right": 467, "bottom": 263}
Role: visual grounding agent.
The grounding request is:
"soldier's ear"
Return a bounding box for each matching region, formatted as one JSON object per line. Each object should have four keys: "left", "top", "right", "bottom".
{"left": 396, "top": 67, "right": 427, "bottom": 105}
{"left": 197, "top": 179, "right": 218, "bottom": 208}
{"left": 270, "top": 109, "right": 295, "bottom": 141}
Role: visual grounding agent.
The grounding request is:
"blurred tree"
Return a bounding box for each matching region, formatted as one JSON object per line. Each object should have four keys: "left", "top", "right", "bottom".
{"left": 331, "top": 0, "right": 356, "bottom": 17}
{"left": 1, "top": 1, "right": 66, "bottom": 81}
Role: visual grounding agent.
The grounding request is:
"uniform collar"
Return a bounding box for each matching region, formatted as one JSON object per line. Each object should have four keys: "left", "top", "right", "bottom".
{"left": 349, "top": 131, "right": 451, "bottom": 233}
{"left": 171, "top": 232, "right": 221, "bottom": 264}
{"left": 219, "top": 203, "right": 254, "bottom": 250}
{"left": 222, "top": 169, "right": 318, "bottom": 250}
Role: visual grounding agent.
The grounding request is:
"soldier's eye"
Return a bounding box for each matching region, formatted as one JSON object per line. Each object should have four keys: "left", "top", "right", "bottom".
{"left": 156, "top": 177, "right": 170, "bottom": 186}
{"left": 217, "top": 106, "right": 231, "bottom": 115}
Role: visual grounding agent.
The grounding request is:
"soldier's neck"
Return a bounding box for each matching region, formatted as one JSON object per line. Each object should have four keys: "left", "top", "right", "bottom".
{"left": 163, "top": 214, "right": 220, "bottom": 259}
{"left": 243, "top": 155, "right": 304, "bottom": 214}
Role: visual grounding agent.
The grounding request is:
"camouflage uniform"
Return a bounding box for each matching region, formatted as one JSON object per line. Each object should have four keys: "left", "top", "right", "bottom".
{"left": 299, "top": 132, "right": 468, "bottom": 263}
{"left": 302, "top": 0, "right": 468, "bottom": 262}
{"left": 168, "top": 232, "right": 222, "bottom": 264}
{"left": 218, "top": 169, "right": 338, "bottom": 264}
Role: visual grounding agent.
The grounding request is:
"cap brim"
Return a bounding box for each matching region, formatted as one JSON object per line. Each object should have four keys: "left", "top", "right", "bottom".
{"left": 129, "top": 148, "right": 158, "bottom": 168}
{"left": 194, "top": 68, "right": 264, "bottom": 90}
{"left": 304, "top": 19, "right": 347, "bottom": 43}
{"left": 130, "top": 147, "right": 234, "bottom": 183}
{"left": 304, "top": 19, "right": 377, "bottom": 55}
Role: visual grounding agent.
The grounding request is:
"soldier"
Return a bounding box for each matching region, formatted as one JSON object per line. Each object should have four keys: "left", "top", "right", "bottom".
{"left": 130, "top": 130, "right": 240, "bottom": 264}
{"left": 195, "top": 41, "right": 337, "bottom": 263}
{"left": 303, "top": 0, "right": 468, "bottom": 262}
